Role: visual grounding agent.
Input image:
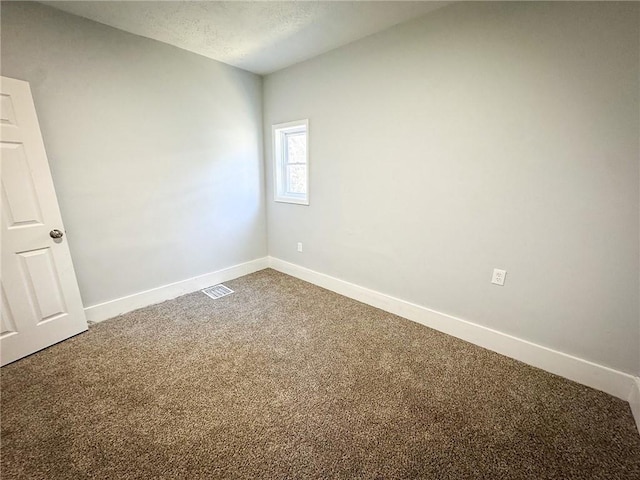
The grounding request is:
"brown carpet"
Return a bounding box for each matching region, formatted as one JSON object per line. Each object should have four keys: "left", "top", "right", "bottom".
{"left": 2, "top": 269, "right": 639, "bottom": 479}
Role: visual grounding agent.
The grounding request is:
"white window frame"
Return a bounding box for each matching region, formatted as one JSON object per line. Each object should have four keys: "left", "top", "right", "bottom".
{"left": 273, "top": 119, "right": 309, "bottom": 205}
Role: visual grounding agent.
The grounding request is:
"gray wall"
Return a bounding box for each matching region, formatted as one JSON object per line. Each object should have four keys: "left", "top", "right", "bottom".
{"left": 263, "top": 2, "right": 640, "bottom": 374}
{"left": 1, "top": 2, "right": 267, "bottom": 307}
{"left": 3, "top": 1, "right": 638, "bottom": 376}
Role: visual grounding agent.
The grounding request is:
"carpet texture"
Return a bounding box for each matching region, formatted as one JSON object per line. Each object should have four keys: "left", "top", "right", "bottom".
{"left": 2, "top": 269, "right": 639, "bottom": 479}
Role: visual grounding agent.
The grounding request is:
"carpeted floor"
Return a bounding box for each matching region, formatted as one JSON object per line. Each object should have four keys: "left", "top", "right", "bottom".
{"left": 2, "top": 269, "right": 639, "bottom": 479}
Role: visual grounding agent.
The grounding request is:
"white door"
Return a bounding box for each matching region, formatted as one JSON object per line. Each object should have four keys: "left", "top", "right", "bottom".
{"left": 1, "top": 76, "right": 87, "bottom": 366}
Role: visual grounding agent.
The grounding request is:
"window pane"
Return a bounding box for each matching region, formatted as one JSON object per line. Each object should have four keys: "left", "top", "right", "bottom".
{"left": 273, "top": 120, "right": 309, "bottom": 204}
{"left": 286, "top": 132, "right": 306, "bottom": 164}
{"left": 286, "top": 165, "right": 307, "bottom": 194}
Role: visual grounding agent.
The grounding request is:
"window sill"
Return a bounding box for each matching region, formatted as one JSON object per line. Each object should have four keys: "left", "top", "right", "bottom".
{"left": 274, "top": 196, "right": 309, "bottom": 206}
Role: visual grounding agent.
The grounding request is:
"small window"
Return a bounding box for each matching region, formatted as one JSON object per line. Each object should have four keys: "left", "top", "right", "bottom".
{"left": 273, "top": 119, "right": 309, "bottom": 205}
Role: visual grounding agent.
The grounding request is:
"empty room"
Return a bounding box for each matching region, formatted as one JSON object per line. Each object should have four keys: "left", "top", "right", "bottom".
{"left": 1, "top": 1, "right": 639, "bottom": 478}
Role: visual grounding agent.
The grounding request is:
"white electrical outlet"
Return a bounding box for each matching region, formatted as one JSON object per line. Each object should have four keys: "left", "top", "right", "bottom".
{"left": 297, "top": 242, "right": 303, "bottom": 252}
{"left": 491, "top": 268, "right": 506, "bottom": 286}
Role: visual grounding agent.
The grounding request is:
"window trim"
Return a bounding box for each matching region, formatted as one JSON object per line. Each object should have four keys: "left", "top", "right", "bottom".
{"left": 273, "top": 119, "right": 309, "bottom": 205}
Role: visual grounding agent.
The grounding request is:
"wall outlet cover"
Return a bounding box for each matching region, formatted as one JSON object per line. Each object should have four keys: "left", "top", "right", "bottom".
{"left": 491, "top": 268, "right": 506, "bottom": 286}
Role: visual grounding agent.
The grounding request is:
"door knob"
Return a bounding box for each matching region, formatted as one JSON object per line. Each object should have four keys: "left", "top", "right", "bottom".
{"left": 49, "top": 229, "right": 64, "bottom": 239}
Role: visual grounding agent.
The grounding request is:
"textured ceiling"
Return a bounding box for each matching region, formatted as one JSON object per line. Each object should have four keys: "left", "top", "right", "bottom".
{"left": 41, "top": 1, "right": 449, "bottom": 75}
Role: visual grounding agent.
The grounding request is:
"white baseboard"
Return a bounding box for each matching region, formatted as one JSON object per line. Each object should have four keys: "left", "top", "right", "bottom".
{"left": 84, "top": 257, "right": 269, "bottom": 323}
{"left": 629, "top": 378, "right": 640, "bottom": 433}
{"left": 268, "top": 256, "right": 637, "bottom": 401}
{"left": 83, "top": 254, "right": 638, "bottom": 412}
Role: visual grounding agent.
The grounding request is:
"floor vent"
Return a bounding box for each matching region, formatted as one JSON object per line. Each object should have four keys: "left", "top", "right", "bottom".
{"left": 201, "top": 284, "right": 234, "bottom": 300}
